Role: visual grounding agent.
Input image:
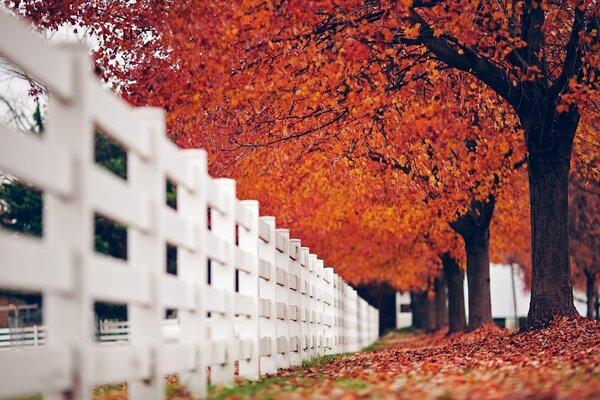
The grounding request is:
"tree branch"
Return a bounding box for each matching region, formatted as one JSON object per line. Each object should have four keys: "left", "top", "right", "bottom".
{"left": 550, "top": 7, "right": 585, "bottom": 101}
{"left": 407, "top": 9, "right": 521, "bottom": 107}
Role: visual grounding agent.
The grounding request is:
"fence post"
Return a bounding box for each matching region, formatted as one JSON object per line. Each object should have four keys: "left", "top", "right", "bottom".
{"left": 356, "top": 296, "right": 366, "bottom": 349}
{"left": 236, "top": 200, "right": 260, "bottom": 380}
{"left": 275, "top": 229, "right": 290, "bottom": 370}
{"left": 323, "top": 268, "right": 334, "bottom": 355}
{"left": 375, "top": 308, "right": 380, "bottom": 341}
{"left": 315, "top": 259, "right": 325, "bottom": 357}
{"left": 308, "top": 254, "right": 318, "bottom": 358}
{"left": 332, "top": 274, "right": 341, "bottom": 354}
{"left": 258, "top": 217, "right": 277, "bottom": 375}
{"left": 299, "top": 247, "right": 311, "bottom": 361}
{"left": 127, "top": 108, "right": 167, "bottom": 400}
{"left": 339, "top": 281, "right": 345, "bottom": 354}
{"left": 43, "top": 46, "right": 95, "bottom": 400}
{"left": 210, "top": 179, "right": 236, "bottom": 385}
{"left": 343, "top": 284, "right": 354, "bottom": 353}
{"left": 372, "top": 306, "right": 378, "bottom": 343}
{"left": 288, "top": 239, "right": 302, "bottom": 367}
{"left": 177, "top": 149, "right": 209, "bottom": 396}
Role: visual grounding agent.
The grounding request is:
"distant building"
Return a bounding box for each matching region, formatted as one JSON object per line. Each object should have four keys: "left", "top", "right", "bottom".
{"left": 397, "top": 264, "right": 588, "bottom": 329}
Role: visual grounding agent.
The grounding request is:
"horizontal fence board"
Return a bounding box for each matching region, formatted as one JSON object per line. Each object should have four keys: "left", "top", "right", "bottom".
{"left": 163, "top": 207, "right": 195, "bottom": 250}
{"left": 235, "top": 201, "right": 252, "bottom": 231}
{"left": 289, "top": 306, "right": 299, "bottom": 321}
{"left": 0, "top": 9, "right": 74, "bottom": 100}
{"left": 235, "top": 247, "right": 253, "bottom": 273}
{"left": 290, "top": 336, "right": 300, "bottom": 352}
{"left": 0, "top": 349, "right": 71, "bottom": 398}
{"left": 0, "top": 125, "right": 72, "bottom": 196}
{"left": 92, "top": 345, "right": 150, "bottom": 384}
{"left": 235, "top": 293, "right": 255, "bottom": 317}
{"left": 258, "top": 219, "right": 271, "bottom": 243}
{"left": 211, "top": 341, "right": 227, "bottom": 365}
{"left": 276, "top": 302, "right": 286, "bottom": 320}
{"left": 207, "top": 232, "right": 228, "bottom": 265}
{"left": 89, "top": 166, "right": 151, "bottom": 232}
{"left": 89, "top": 254, "right": 150, "bottom": 305}
{"left": 276, "top": 337, "right": 287, "bottom": 354}
{"left": 259, "top": 259, "right": 271, "bottom": 280}
{"left": 162, "top": 139, "right": 193, "bottom": 190}
{"left": 259, "top": 337, "right": 271, "bottom": 357}
{"left": 206, "top": 178, "right": 226, "bottom": 214}
{"left": 161, "top": 274, "right": 196, "bottom": 310}
{"left": 289, "top": 241, "right": 299, "bottom": 260}
{"left": 275, "top": 232, "right": 288, "bottom": 252}
{"left": 276, "top": 267, "right": 287, "bottom": 286}
{"left": 259, "top": 299, "right": 271, "bottom": 318}
{"left": 0, "top": 233, "right": 72, "bottom": 293}
{"left": 89, "top": 81, "right": 151, "bottom": 159}
{"left": 160, "top": 343, "right": 196, "bottom": 373}
{"left": 205, "top": 287, "right": 228, "bottom": 314}
{"left": 237, "top": 338, "right": 253, "bottom": 361}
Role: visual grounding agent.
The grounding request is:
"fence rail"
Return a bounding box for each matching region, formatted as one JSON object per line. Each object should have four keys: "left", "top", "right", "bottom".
{"left": 0, "top": 10, "right": 379, "bottom": 399}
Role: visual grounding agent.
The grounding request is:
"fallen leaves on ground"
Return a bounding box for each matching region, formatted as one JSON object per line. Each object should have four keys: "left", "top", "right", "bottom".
{"left": 210, "top": 316, "right": 600, "bottom": 399}
{"left": 92, "top": 316, "right": 600, "bottom": 399}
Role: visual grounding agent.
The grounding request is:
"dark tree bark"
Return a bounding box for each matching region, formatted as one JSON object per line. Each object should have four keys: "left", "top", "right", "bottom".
{"left": 434, "top": 274, "right": 448, "bottom": 330}
{"left": 442, "top": 253, "right": 467, "bottom": 333}
{"left": 411, "top": 3, "right": 589, "bottom": 329}
{"left": 425, "top": 293, "right": 437, "bottom": 332}
{"left": 356, "top": 282, "right": 397, "bottom": 335}
{"left": 584, "top": 270, "right": 597, "bottom": 320}
{"left": 595, "top": 290, "right": 600, "bottom": 322}
{"left": 450, "top": 198, "right": 495, "bottom": 331}
{"left": 410, "top": 291, "right": 427, "bottom": 330}
{"left": 524, "top": 124, "right": 579, "bottom": 328}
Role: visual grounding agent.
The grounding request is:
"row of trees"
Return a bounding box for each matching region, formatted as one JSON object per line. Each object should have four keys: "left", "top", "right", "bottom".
{"left": 6, "top": 0, "right": 599, "bottom": 330}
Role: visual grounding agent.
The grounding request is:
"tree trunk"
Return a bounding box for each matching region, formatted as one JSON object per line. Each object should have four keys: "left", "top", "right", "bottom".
{"left": 450, "top": 199, "right": 495, "bottom": 331}
{"left": 525, "top": 148, "right": 578, "bottom": 328}
{"left": 434, "top": 274, "right": 448, "bottom": 330}
{"left": 464, "top": 234, "right": 493, "bottom": 331}
{"left": 410, "top": 291, "right": 427, "bottom": 330}
{"left": 425, "top": 294, "right": 437, "bottom": 332}
{"left": 356, "top": 282, "right": 398, "bottom": 335}
{"left": 411, "top": 291, "right": 437, "bottom": 332}
{"left": 585, "top": 270, "right": 596, "bottom": 320}
{"left": 595, "top": 289, "right": 600, "bottom": 322}
{"left": 378, "top": 291, "right": 398, "bottom": 335}
{"left": 442, "top": 253, "right": 466, "bottom": 333}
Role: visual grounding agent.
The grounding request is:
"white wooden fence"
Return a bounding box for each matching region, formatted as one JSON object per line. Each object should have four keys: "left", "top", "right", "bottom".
{"left": 0, "top": 10, "right": 379, "bottom": 400}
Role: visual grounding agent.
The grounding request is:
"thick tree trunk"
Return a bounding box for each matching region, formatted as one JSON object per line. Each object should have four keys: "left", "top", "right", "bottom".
{"left": 442, "top": 254, "right": 466, "bottom": 333}
{"left": 585, "top": 271, "right": 596, "bottom": 320}
{"left": 434, "top": 274, "right": 448, "bottom": 330}
{"left": 450, "top": 199, "right": 495, "bottom": 331}
{"left": 464, "top": 234, "right": 493, "bottom": 331}
{"left": 525, "top": 149, "right": 578, "bottom": 328}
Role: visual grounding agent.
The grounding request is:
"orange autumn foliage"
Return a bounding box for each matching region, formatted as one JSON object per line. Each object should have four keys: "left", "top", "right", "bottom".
{"left": 13, "top": 0, "right": 598, "bottom": 307}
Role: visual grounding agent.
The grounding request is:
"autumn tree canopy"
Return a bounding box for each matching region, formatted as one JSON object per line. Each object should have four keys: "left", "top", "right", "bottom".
{"left": 11, "top": 0, "right": 600, "bottom": 328}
